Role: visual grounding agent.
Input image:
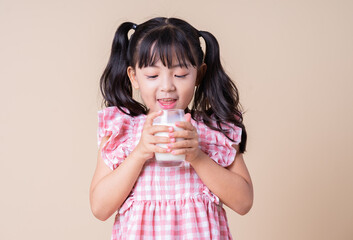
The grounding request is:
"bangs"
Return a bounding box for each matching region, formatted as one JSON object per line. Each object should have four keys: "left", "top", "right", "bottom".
{"left": 136, "top": 27, "right": 198, "bottom": 68}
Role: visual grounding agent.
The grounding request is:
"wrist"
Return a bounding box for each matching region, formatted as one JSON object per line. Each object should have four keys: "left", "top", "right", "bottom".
{"left": 129, "top": 147, "right": 151, "bottom": 166}
{"left": 188, "top": 150, "right": 207, "bottom": 168}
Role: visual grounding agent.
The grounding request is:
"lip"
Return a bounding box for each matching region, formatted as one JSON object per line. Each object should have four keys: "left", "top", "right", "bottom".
{"left": 158, "top": 98, "right": 177, "bottom": 109}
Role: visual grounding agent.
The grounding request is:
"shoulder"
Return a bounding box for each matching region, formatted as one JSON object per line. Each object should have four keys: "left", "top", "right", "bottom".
{"left": 97, "top": 106, "right": 144, "bottom": 146}
{"left": 191, "top": 117, "right": 242, "bottom": 145}
{"left": 192, "top": 117, "right": 242, "bottom": 167}
{"left": 96, "top": 107, "right": 143, "bottom": 169}
{"left": 98, "top": 106, "right": 146, "bottom": 124}
{"left": 98, "top": 106, "right": 130, "bottom": 119}
{"left": 98, "top": 107, "right": 128, "bottom": 133}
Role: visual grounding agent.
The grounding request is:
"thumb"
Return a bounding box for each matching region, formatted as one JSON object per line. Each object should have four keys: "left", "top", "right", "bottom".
{"left": 184, "top": 113, "right": 191, "bottom": 122}
{"left": 145, "top": 110, "right": 163, "bottom": 126}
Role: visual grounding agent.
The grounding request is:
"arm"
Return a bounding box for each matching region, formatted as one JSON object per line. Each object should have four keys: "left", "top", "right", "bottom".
{"left": 89, "top": 137, "right": 147, "bottom": 221}
{"left": 171, "top": 114, "right": 253, "bottom": 215}
{"left": 89, "top": 111, "right": 172, "bottom": 221}
{"left": 190, "top": 146, "right": 253, "bottom": 215}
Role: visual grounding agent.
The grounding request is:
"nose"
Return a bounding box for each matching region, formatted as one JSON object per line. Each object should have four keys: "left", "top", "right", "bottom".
{"left": 160, "top": 75, "right": 176, "bottom": 92}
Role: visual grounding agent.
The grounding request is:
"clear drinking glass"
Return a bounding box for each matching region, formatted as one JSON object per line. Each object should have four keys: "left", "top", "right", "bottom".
{"left": 153, "top": 109, "right": 185, "bottom": 167}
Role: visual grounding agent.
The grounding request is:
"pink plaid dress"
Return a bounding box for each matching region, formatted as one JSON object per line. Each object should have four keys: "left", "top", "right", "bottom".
{"left": 97, "top": 107, "right": 242, "bottom": 240}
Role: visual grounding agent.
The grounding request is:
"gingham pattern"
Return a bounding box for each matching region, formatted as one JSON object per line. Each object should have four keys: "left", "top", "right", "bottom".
{"left": 97, "top": 107, "right": 242, "bottom": 240}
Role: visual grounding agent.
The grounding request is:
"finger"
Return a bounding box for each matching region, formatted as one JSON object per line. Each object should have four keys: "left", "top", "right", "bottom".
{"left": 184, "top": 113, "right": 191, "bottom": 122}
{"left": 150, "top": 125, "right": 174, "bottom": 135}
{"left": 175, "top": 121, "right": 195, "bottom": 131}
{"left": 153, "top": 145, "right": 172, "bottom": 153}
{"left": 145, "top": 110, "right": 163, "bottom": 126}
{"left": 169, "top": 130, "right": 197, "bottom": 139}
{"left": 170, "top": 139, "right": 198, "bottom": 149}
{"left": 170, "top": 148, "right": 192, "bottom": 155}
{"left": 151, "top": 136, "right": 171, "bottom": 144}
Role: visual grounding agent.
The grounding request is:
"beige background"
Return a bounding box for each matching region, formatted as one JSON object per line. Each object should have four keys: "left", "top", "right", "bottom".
{"left": 1, "top": 0, "right": 352, "bottom": 239}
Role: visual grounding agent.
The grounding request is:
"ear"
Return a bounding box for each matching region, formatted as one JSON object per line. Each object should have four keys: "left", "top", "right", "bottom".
{"left": 196, "top": 63, "right": 207, "bottom": 86}
{"left": 127, "top": 66, "right": 139, "bottom": 89}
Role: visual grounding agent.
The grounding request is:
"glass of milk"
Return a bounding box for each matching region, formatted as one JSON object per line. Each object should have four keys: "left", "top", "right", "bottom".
{"left": 153, "top": 109, "right": 185, "bottom": 167}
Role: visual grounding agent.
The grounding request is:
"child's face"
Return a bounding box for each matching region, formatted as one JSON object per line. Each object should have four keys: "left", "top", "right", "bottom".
{"left": 127, "top": 60, "right": 199, "bottom": 113}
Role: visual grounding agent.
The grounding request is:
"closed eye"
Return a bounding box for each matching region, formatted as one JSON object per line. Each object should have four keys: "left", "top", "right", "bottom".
{"left": 175, "top": 74, "right": 189, "bottom": 78}
{"left": 146, "top": 75, "right": 158, "bottom": 79}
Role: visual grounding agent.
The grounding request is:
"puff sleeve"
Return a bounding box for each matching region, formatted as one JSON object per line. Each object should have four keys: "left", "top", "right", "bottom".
{"left": 97, "top": 107, "right": 134, "bottom": 170}
{"left": 193, "top": 120, "right": 242, "bottom": 167}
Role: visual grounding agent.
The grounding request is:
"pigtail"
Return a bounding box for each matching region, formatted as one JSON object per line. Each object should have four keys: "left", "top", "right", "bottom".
{"left": 197, "top": 31, "right": 247, "bottom": 153}
{"left": 100, "top": 22, "right": 146, "bottom": 116}
{"left": 99, "top": 17, "right": 247, "bottom": 152}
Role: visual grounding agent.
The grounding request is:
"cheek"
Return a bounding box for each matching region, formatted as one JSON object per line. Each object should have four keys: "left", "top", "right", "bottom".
{"left": 139, "top": 81, "right": 159, "bottom": 93}
{"left": 180, "top": 83, "right": 196, "bottom": 101}
{"left": 137, "top": 82, "right": 158, "bottom": 101}
{"left": 135, "top": 75, "right": 156, "bottom": 91}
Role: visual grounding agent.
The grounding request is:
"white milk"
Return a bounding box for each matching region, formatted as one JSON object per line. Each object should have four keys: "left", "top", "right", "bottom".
{"left": 154, "top": 123, "right": 185, "bottom": 162}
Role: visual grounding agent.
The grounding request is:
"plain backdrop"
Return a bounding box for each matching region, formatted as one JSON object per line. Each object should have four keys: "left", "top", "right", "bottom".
{"left": 1, "top": 0, "right": 352, "bottom": 239}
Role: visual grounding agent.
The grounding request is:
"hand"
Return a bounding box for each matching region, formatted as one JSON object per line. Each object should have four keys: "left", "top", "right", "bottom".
{"left": 168, "top": 113, "right": 202, "bottom": 163}
{"left": 133, "top": 110, "right": 173, "bottom": 162}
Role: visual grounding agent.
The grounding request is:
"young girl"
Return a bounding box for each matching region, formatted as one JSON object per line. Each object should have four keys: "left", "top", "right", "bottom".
{"left": 90, "top": 17, "right": 253, "bottom": 239}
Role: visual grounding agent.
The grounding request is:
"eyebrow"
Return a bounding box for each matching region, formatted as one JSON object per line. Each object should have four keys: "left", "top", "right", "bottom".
{"left": 148, "top": 63, "right": 190, "bottom": 69}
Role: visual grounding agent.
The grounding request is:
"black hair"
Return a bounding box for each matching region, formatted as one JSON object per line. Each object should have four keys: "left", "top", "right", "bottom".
{"left": 100, "top": 17, "right": 247, "bottom": 153}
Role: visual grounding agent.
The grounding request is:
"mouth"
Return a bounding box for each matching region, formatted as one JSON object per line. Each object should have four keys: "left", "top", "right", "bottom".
{"left": 157, "top": 98, "right": 177, "bottom": 109}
